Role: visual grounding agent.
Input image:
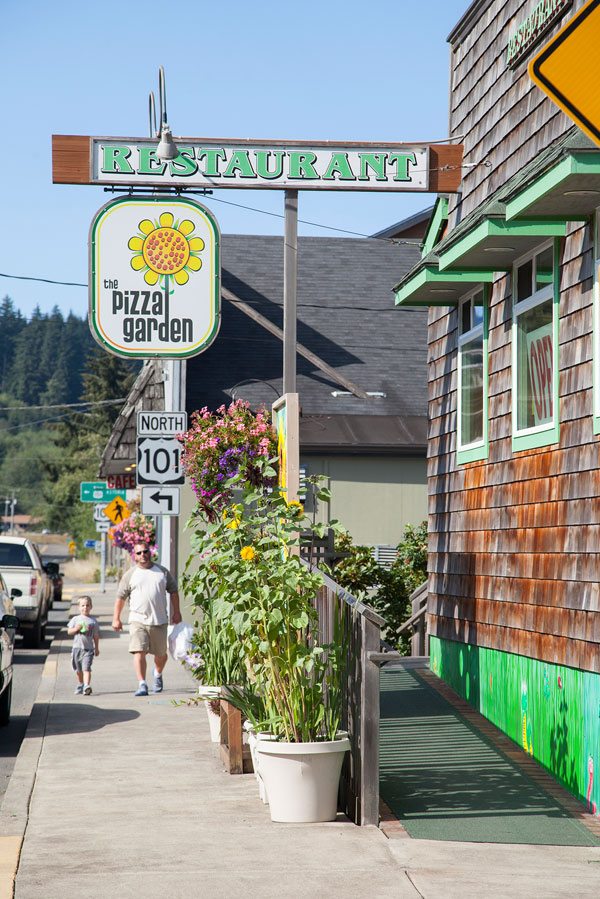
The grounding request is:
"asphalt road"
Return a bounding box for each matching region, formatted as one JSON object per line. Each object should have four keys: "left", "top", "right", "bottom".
{"left": 0, "top": 598, "right": 72, "bottom": 805}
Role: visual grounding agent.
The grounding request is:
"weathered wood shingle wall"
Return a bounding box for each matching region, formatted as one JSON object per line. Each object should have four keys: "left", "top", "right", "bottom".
{"left": 428, "top": 0, "right": 600, "bottom": 675}
{"left": 448, "top": 0, "right": 586, "bottom": 223}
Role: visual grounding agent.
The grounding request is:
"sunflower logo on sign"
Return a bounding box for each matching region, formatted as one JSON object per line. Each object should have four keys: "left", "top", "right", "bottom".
{"left": 127, "top": 212, "right": 205, "bottom": 288}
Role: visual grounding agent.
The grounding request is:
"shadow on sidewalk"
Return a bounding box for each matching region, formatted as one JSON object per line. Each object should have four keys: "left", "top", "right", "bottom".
{"left": 46, "top": 703, "right": 140, "bottom": 735}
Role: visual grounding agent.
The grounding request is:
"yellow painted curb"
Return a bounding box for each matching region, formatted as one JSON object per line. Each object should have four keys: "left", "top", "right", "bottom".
{"left": 0, "top": 835, "right": 22, "bottom": 899}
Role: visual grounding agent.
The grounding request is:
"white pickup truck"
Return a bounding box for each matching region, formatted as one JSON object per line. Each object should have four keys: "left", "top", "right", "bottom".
{"left": 0, "top": 537, "right": 52, "bottom": 648}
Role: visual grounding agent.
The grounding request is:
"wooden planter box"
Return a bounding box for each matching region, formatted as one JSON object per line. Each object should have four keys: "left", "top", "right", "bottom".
{"left": 219, "top": 699, "right": 253, "bottom": 774}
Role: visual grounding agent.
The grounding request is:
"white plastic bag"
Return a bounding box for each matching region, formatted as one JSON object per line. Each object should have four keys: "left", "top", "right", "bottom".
{"left": 167, "top": 622, "right": 194, "bottom": 660}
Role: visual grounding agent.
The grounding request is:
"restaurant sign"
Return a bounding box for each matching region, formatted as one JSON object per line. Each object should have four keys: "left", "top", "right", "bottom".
{"left": 507, "top": 0, "right": 573, "bottom": 68}
{"left": 92, "top": 138, "right": 430, "bottom": 192}
{"left": 89, "top": 195, "right": 220, "bottom": 359}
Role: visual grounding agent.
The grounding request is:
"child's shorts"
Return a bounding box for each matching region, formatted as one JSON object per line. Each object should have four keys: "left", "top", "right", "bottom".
{"left": 72, "top": 649, "right": 94, "bottom": 672}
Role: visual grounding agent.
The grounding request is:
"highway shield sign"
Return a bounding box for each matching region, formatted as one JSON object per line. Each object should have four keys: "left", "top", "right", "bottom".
{"left": 136, "top": 436, "right": 184, "bottom": 485}
{"left": 529, "top": 0, "right": 600, "bottom": 145}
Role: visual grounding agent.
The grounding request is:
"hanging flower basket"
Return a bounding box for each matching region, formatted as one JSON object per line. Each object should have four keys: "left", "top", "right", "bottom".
{"left": 108, "top": 512, "right": 157, "bottom": 559}
{"left": 178, "top": 400, "right": 278, "bottom": 520}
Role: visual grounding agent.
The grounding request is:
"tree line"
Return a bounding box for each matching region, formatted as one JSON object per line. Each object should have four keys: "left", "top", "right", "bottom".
{"left": 0, "top": 296, "right": 138, "bottom": 542}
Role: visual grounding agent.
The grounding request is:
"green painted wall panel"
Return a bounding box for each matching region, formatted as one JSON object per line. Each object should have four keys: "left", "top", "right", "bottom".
{"left": 430, "top": 636, "right": 599, "bottom": 816}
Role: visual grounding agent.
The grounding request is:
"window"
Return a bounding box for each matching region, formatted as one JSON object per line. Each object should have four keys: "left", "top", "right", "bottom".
{"left": 457, "top": 288, "right": 488, "bottom": 464}
{"left": 594, "top": 209, "right": 600, "bottom": 434}
{"left": 512, "top": 241, "right": 559, "bottom": 451}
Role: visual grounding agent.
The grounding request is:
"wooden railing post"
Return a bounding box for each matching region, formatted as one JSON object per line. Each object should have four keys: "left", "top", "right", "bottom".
{"left": 359, "top": 616, "right": 381, "bottom": 826}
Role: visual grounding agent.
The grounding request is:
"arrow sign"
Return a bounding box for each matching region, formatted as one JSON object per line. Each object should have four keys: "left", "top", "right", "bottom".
{"left": 141, "top": 486, "right": 180, "bottom": 516}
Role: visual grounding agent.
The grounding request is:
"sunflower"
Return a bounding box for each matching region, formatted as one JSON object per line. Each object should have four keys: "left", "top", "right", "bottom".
{"left": 128, "top": 212, "right": 205, "bottom": 286}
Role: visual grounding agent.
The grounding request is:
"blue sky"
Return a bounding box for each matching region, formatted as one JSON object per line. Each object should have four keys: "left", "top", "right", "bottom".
{"left": 1, "top": 0, "right": 468, "bottom": 318}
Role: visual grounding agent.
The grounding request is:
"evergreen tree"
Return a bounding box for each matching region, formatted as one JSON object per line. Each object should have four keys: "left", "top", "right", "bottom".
{"left": 0, "top": 296, "right": 26, "bottom": 392}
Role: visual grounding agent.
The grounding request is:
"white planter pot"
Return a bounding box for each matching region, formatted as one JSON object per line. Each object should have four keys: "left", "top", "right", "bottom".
{"left": 256, "top": 736, "right": 350, "bottom": 823}
{"left": 244, "top": 724, "right": 275, "bottom": 803}
{"left": 198, "top": 686, "right": 221, "bottom": 743}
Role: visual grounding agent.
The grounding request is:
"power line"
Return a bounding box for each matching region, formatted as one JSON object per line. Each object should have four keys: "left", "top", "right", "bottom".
{"left": 1, "top": 398, "right": 127, "bottom": 412}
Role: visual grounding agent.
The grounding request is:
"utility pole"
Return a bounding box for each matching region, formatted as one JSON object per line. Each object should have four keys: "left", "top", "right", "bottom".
{"left": 10, "top": 494, "right": 16, "bottom": 535}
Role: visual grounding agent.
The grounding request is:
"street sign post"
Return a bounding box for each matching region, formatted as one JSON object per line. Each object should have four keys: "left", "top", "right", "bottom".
{"left": 141, "top": 486, "right": 180, "bottom": 516}
{"left": 80, "top": 481, "right": 121, "bottom": 503}
{"left": 529, "top": 0, "right": 600, "bottom": 145}
{"left": 136, "top": 436, "right": 184, "bottom": 485}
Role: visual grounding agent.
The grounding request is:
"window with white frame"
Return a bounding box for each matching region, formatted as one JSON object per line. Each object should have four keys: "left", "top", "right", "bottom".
{"left": 512, "top": 242, "right": 557, "bottom": 444}
{"left": 457, "top": 288, "right": 486, "bottom": 459}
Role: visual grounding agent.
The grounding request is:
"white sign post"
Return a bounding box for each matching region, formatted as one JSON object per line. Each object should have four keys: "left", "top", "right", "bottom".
{"left": 89, "top": 196, "right": 220, "bottom": 359}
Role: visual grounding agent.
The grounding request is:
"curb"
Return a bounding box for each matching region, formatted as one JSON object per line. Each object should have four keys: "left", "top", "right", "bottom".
{"left": 0, "top": 609, "right": 72, "bottom": 899}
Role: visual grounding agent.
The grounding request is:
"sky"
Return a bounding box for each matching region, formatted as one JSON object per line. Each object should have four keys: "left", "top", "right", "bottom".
{"left": 1, "top": 0, "right": 468, "bottom": 319}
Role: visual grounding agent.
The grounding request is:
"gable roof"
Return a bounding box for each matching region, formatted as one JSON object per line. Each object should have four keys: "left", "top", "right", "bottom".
{"left": 187, "top": 234, "right": 427, "bottom": 428}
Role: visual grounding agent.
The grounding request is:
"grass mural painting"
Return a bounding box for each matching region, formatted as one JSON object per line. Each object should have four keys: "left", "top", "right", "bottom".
{"left": 430, "top": 636, "right": 599, "bottom": 815}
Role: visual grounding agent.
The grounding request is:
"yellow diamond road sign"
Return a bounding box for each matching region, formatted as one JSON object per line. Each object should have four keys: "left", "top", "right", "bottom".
{"left": 529, "top": 0, "right": 600, "bottom": 146}
{"left": 102, "top": 495, "right": 130, "bottom": 524}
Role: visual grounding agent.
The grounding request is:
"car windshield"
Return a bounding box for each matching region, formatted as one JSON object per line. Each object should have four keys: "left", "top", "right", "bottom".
{"left": 0, "top": 544, "right": 33, "bottom": 567}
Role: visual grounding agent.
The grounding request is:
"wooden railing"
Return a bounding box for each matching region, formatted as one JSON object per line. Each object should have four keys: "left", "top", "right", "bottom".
{"left": 397, "top": 581, "right": 428, "bottom": 656}
{"left": 304, "top": 560, "right": 385, "bottom": 827}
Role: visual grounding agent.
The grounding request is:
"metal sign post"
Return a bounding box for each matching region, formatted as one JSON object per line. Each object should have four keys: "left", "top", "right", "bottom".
{"left": 283, "top": 190, "right": 298, "bottom": 395}
{"left": 100, "top": 531, "right": 106, "bottom": 594}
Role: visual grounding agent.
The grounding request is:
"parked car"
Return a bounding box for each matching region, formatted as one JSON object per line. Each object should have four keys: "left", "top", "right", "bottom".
{"left": 0, "top": 571, "right": 20, "bottom": 726}
{"left": 44, "top": 561, "right": 64, "bottom": 604}
{"left": 0, "top": 537, "right": 52, "bottom": 648}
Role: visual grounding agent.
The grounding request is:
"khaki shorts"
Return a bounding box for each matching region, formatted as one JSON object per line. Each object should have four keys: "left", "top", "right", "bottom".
{"left": 128, "top": 621, "right": 168, "bottom": 657}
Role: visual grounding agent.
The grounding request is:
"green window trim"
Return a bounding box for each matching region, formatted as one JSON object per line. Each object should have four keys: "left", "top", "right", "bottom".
{"left": 593, "top": 208, "right": 600, "bottom": 435}
{"left": 456, "top": 287, "right": 489, "bottom": 466}
{"left": 511, "top": 240, "right": 560, "bottom": 453}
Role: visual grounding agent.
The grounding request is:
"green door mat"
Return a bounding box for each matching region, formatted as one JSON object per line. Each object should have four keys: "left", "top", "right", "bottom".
{"left": 380, "top": 667, "right": 599, "bottom": 846}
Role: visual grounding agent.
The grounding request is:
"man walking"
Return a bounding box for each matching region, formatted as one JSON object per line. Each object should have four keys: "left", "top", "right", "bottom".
{"left": 112, "top": 543, "right": 182, "bottom": 696}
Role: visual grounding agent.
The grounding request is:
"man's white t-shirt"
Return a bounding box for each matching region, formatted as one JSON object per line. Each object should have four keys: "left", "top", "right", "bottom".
{"left": 116, "top": 564, "right": 178, "bottom": 626}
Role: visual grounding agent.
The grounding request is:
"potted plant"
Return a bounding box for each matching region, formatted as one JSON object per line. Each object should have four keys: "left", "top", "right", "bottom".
{"left": 183, "top": 457, "right": 350, "bottom": 823}
{"left": 181, "top": 604, "right": 246, "bottom": 742}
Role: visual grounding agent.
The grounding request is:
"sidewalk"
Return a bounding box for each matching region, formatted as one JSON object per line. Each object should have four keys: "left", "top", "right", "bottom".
{"left": 2, "top": 588, "right": 600, "bottom": 898}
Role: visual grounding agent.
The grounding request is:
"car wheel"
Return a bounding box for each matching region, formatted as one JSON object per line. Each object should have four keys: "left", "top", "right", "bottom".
{"left": 23, "top": 614, "right": 43, "bottom": 649}
{"left": 0, "top": 680, "right": 12, "bottom": 726}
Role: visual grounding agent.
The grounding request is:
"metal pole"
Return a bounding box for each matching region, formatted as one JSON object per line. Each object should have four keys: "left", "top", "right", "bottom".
{"left": 283, "top": 189, "right": 298, "bottom": 394}
{"left": 10, "top": 495, "right": 16, "bottom": 535}
{"left": 100, "top": 531, "right": 106, "bottom": 594}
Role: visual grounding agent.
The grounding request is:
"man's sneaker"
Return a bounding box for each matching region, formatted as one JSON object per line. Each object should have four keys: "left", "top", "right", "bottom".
{"left": 84, "top": 685, "right": 92, "bottom": 696}
{"left": 75, "top": 684, "right": 84, "bottom": 695}
{"left": 134, "top": 682, "right": 148, "bottom": 697}
{"left": 152, "top": 673, "right": 163, "bottom": 694}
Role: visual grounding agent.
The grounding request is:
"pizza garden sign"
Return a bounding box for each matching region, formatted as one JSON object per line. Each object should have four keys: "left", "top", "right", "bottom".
{"left": 89, "top": 195, "right": 220, "bottom": 358}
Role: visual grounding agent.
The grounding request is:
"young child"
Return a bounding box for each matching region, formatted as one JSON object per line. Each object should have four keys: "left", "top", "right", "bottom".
{"left": 67, "top": 595, "right": 100, "bottom": 695}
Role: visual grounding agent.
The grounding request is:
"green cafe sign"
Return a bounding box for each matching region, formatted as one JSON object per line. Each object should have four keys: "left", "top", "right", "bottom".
{"left": 92, "top": 138, "right": 430, "bottom": 192}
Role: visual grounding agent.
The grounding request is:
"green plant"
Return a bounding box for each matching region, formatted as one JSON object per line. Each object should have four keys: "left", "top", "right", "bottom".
{"left": 183, "top": 461, "right": 345, "bottom": 742}
{"left": 183, "top": 603, "right": 246, "bottom": 688}
{"left": 372, "top": 521, "right": 428, "bottom": 654}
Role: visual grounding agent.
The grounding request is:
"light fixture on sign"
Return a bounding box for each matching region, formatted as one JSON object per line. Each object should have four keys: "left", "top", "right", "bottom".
{"left": 149, "top": 66, "right": 179, "bottom": 162}
{"left": 483, "top": 246, "right": 516, "bottom": 252}
{"left": 563, "top": 189, "right": 600, "bottom": 197}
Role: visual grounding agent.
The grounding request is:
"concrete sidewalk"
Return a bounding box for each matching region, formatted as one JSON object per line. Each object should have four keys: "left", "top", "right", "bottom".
{"left": 2, "top": 587, "right": 600, "bottom": 898}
